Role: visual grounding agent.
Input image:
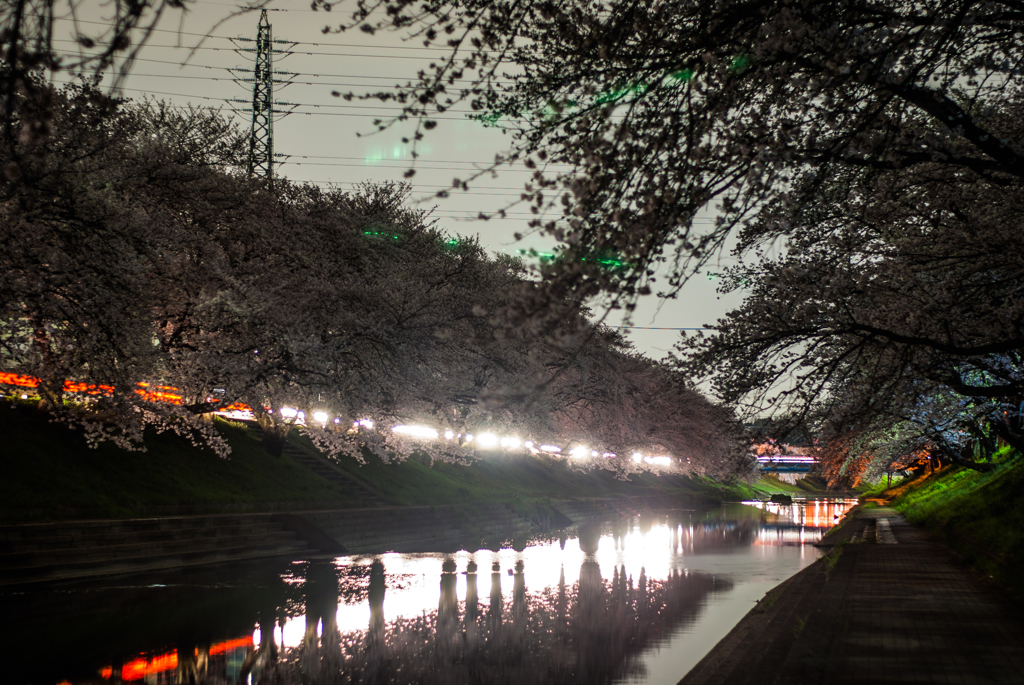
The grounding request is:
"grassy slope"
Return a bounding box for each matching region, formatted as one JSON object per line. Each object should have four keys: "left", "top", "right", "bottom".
{"left": 1, "top": 400, "right": 799, "bottom": 521}
{"left": 733, "top": 474, "right": 831, "bottom": 498}
{"left": 891, "top": 458, "right": 1024, "bottom": 598}
{"left": 289, "top": 432, "right": 726, "bottom": 506}
{"left": 0, "top": 403, "right": 353, "bottom": 520}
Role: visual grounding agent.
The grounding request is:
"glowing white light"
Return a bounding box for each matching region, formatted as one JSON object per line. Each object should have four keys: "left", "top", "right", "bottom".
{"left": 313, "top": 411, "right": 329, "bottom": 424}
{"left": 645, "top": 456, "right": 673, "bottom": 467}
{"left": 354, "top": 418, "right": 374, "bottom": 429}
{"left": 464, "top": 434, "right": 473, "bottom": 443}
{"left": 632, "top": 452, "right": 643, "bottom": 463}
{"left": 591, "top": 450, "right": 599, "bottom": 457}
{"left": 21, "top": 394, "right": 28, "bottom": 400}
{"left": 501, "top": 436, "right": 521, "bottom": 449}
{"left": 539, "top": 444, "right": 562, "bottom": 453}
{"left": 524, "top": 440, "right": 534, "bottom": 449}
{"left": 444, "top": 430, "right": 455, "bottom": 440}
{"left": 569, "top": 445, "right": 590, "bottom": 459}
{"left": 280, "top": 407, "right": 299, "bottom": 418}
{"left": 392, "top": 425, "right": 439, "bottom": 439}
{"left": 334, "top": 418, "right": 341, "bottom": 424}
{"left": 603, "top": 452, "right": 616, "bottom": 458}
{"left": 475, "top": 432, "right": 499, "bottom": 449}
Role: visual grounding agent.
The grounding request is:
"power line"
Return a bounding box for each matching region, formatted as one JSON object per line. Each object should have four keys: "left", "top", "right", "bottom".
{"left": 124, "top": 56, "right": 514, "bottom": 84}
{"left": 54, "top": 38, "right": 473, "bottom": 60}
{"left": 67, "top": 17, "right": 501, "bottom": 53}
{"left": 50, "top": 78, "right": 524, "bottom": 123}
{"left": 609, "top": 326, "right": 706, "bottom": 331}
{"left": 82, "top": 70, "right": 512, "bottom": 90}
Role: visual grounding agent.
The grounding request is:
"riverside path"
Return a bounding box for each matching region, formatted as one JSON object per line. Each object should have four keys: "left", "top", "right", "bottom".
{"left": 680, "top": 506, "right": 1024, "bottom": 684}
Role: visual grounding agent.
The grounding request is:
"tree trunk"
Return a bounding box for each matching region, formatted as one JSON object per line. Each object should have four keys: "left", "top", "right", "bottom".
{"left": 933, "top": 441, "right": 997, "bottom": 473}
{"left": 35, "top": 375, "right": 64, "bottom": 415}
{"left": 32, "top": 322, "right": 64, "bottom": 414}
{"left": 989, "top": 419, "right": 1024, "bottom": 455}
{"left": 255, "top": 410, "right": 289, "bottom": 457}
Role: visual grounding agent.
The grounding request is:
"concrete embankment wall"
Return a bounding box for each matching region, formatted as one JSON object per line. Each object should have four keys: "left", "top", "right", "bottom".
{"left": 0, "top": 494, "right": 691, "bottom": 586}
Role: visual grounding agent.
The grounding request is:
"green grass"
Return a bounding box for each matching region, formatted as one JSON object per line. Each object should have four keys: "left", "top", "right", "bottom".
{"left": 717, "top": 474, "right": 830, "bottom": 500}
{"left": 821, "top": 539, "right": 847, "bottom": 580}
{"left": 287, "top": 431, "right": 731, "bottom": 509}
{"left": 0, "top": 402, "right": 354, "bottom": 521}
{"left": 892, "top": 457, "right": 1024, "bottom": 598}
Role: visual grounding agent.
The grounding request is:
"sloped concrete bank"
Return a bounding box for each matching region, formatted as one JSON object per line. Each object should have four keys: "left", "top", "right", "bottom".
{"left": 678, "top": 506, "right": 1024, "bottom": 685}
{"left": 0, "top": 494, "right": 689, "bottom": 586}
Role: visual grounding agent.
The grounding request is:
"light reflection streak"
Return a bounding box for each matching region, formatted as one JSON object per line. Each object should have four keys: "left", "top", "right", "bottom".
{"left": 44, "top": 499, "right": 857, "bottom": 685}
{"left": 269, "top": 500, "right": 857, "bottom": 645}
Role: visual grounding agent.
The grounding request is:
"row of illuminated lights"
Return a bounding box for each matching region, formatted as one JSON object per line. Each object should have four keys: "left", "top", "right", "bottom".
{"left": 755, "top": 456, "right": 816, "bottom": 463}
{"left": 263, "top": 408, "right": 675, "bottom": 467}
{"left": 0, "top": 375, "right": 674, "bottom": 468}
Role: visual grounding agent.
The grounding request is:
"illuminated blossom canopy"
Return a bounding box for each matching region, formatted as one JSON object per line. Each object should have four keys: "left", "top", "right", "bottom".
{"left": 322, "top": 0, "right": 1024, "bottom": 471}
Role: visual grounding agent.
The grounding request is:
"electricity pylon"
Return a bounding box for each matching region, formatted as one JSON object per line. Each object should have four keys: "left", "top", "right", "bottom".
{"left": 248, "top": 9, "right": 274, "bottom": 179}
{"left": 229, "top": 10, "right": 297, "bottom": 182}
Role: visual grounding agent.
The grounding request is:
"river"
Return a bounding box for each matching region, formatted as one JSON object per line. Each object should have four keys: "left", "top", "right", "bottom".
{"left": 0, "top": 497, "right": 855, "bottom": 685}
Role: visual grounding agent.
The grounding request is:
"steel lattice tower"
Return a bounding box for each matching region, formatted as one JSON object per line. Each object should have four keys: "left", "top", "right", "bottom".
{"left": 248, "top": 9, "right": 274, "bottom": 180}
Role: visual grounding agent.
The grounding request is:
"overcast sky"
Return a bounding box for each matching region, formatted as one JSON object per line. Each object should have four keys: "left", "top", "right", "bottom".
{"left": 56, "top": 0, "right": 749, "bottom": 360}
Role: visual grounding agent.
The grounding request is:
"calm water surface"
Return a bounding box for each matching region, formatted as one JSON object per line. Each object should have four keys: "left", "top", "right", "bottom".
{"left": 0, "top": 498, "right": 855, "bottom": 685}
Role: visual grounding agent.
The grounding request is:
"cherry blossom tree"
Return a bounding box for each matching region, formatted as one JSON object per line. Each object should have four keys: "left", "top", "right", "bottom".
{"left": 0, "top": 81, "right": 251, "bottom": 454}
{"left": 2, "top": 79, "right": 746, "bottom": 475}
{"left": 326, "top": 0, "right": 1023, "bottom": 310}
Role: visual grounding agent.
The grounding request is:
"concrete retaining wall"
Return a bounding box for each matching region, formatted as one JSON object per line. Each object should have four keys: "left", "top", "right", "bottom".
{"left": 0, "top": 494, "right": 695, "bottom": 585}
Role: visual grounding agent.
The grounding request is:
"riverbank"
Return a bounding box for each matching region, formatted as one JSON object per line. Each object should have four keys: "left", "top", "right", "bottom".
{"left": 679, "top": 504, "right": 1024, "bottom": 684}
{"left": 887, "top": 457, "right": 1024, "bottom": 598}
{"left": 0, "top": 401, "right": 788, "bottom": 523}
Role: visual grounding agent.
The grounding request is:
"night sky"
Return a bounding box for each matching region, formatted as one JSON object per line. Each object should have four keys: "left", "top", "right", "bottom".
{"left": 56, "top": 0, "right": 752, "bottom": 360}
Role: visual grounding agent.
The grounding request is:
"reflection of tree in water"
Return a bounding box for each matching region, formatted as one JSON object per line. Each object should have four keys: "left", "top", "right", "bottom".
{"left": 681, "top": 517, "right": 758, "bottom": 551}
{"left": 257, "top": 555, "right": 729, "bottom": 685}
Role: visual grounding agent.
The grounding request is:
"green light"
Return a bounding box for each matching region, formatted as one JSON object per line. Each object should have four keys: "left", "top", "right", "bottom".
{"left": 594, "top": 81, "right": 648, "bottom": 105}
{"left": 728, "top": 54, "right": 752, "bottom": 73}
{"left": 363, "top": 230, "right": 401, "bottom": 240}
{"left": 669, "top": 68, "right": 694, "bottom": 82}
{"left": 472, "top": 112, "right": 503, "bottom": 127}
{"left": 517, "top": 248, "right": 629, "bottom": 271}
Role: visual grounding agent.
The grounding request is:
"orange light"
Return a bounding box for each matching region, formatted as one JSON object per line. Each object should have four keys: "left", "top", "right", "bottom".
{"left": 134, "top": 388, "right": 183, "bottom": 405}
{"left": 100, "top": 666, "right": 113, "bottom": 679}
{"left": 0, "top": 372, "right": 39, "bottom": 388}
{"left": 209, "top": 636, "right": 254, "bottom": 656}
{"left": 121, "top": 652, "right": 178, "bottom": 681}
{"left": 63, "top": 381, "right": 113, "bottom": 395}
{"left": 222, "top": 402, "right": 252, "bottom": 412}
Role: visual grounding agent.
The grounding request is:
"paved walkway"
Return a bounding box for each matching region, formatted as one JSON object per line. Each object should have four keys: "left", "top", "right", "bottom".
{"left": 680, "top": 507, "right": 1024, "bottom": 684}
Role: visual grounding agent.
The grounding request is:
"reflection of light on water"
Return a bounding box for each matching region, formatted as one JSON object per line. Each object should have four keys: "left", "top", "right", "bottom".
{"left": 69, "top": 499, "right": 860, "bottom": 685}
{"left": 608, "top": 525, "right": 674, "bottom": 581}
{"left": 284, "top": 500, "right": 857, "bottom": 641}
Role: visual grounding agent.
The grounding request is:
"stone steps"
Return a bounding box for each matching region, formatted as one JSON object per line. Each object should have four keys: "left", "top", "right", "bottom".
{"left": 281, "top": 442, "right": 387, "bottom": 507}
{"left": 247, "top": 422, "right": 387, "bottom": 506}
